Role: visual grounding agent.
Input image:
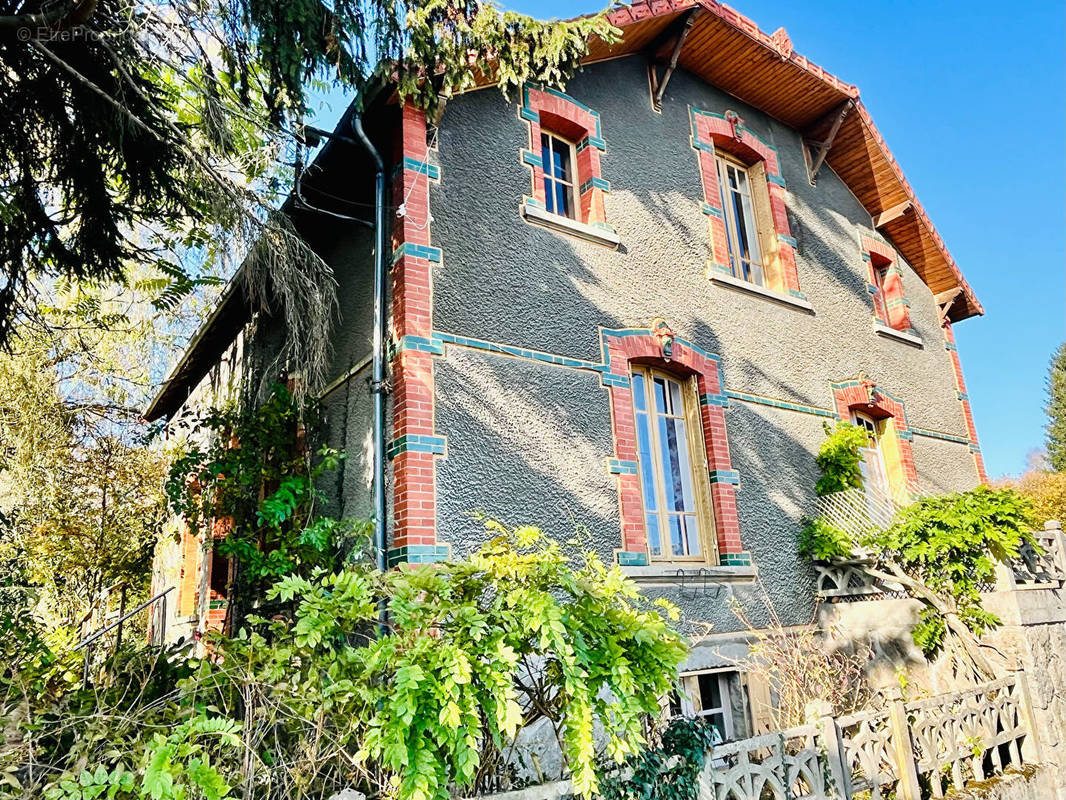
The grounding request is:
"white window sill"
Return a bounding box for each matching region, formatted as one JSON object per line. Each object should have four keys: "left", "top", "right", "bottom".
{"left": 708, "top": 270, "right": 815, "bottom": 313}
{"left": 622, "top": 564, "right": 757, "bottom": 587}
{"left": 873, "top": 322, "right": 923, "bottom": 348}
{"left": 521, "top": 202, "right": 621, "bottom": 248}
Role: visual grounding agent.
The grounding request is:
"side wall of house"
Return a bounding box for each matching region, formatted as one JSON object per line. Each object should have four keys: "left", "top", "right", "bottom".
{"left": 386, "top": 55, "right": 982, "bottom": 635}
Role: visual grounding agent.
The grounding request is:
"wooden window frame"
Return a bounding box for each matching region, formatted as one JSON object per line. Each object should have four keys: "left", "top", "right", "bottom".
{"left": 541, "top": 131, "right": 578, "bottom": 220}
{"left": 715, "top": 152, "right": 765, "bottom": 286}
{"left": 631, "top": 365, "right": 719, "bottom": 564}
{"left": 675, "top": 670, "right": 737, "bottom": 741}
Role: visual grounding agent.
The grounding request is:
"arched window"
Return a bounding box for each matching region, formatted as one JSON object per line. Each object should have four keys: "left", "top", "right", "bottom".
{"left": 603, "top": 326, "right": 745, "bottom": 567}
{"left": 691, "top": 109, "right": 803, "bottom": 299}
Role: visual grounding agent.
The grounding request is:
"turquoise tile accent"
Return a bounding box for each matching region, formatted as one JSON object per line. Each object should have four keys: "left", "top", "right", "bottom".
{"left": 969, "top": 444, "right": 982, "bottom": 454}
{"left": 577, "top": 135, "right": 607, "bottom": 152}
{"left": 688, "top": 108, "right": 779, "bottom": 153}
{"left": 788, "top": 290, "right": 808, "bottom": 300}
{"left": 720, "top": 552, "right": 752, "bottom": 567}
{"left": 777, "top": 233, "right": 798, "bottom": 248}
{"left": 861, "top": 252, "right": 873, "bottom": 262}
{"left": 700, "top": 203, "right": 724, "bottom": 218}
{"left": 395, "top": 334, "right": 445, "bottom": 356}
{"left": 725, "top": 391, "right": 836, "bottom": 418}
{"left": 617, "top": 551, "right": 649, "bottom": 567}
{"left": 897, "top": 429, "right": 914, "bottom": 441}
{"left": 911, "top": 428, "right": 970, "bottom": 445}
{"left": 391, "top": 242, "right": 442, "bottom": 264}
{"left": 520, "top": 106, "right": 540, "bottom": 123}
{"left": 709, "top": 263, "right": 733, "bottom": 275}
{"left": 522, "top": 83, "right": 603, "bottom": 140}
{"left": 944, "top": 341, "right": 957, "bottom": 351}
{"left": 522, "top": 150, "right": 541, "bottom": 167}
{"left": 867, "top": 284, "right": 879, "bottom": 294}
{"left": 709, "top": 469, "right": 740, "bottom": 485}
{"left": 608, "top": 458, "right": 639, "bottom": 475}
{"left": 387, "top": 434, "right": 446, "bottom": 459}
{"left": 401, "top": 156, "right": 440, "bottom": 179}
{"left": 602, "top": 373, "right": 631, "bottom": 388}
{"left": 699, "top": 393, "right": 729, "bottom": 408}
{"left": 766, "top": 173, "right": 786, "bottom": 188}
{"left": 957, "top": 391, "right": 969, "bottom": 401}
{"left": 579, "top": 176, "right": 610, "bottom": 194}
{"left": 388, "top": 544, "right": 450, "bottom": 567}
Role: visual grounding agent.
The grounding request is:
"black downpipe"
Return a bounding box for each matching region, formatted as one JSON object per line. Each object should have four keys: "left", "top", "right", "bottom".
{"left": 352, "top": 114, "right": 388, "bottom": 580}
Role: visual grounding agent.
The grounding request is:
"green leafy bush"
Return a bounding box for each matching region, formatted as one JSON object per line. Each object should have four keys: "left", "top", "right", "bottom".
{"left": 798, "top": 517, "right": 854, "bottom": 562}
{"left": 813, "top": 422, "right": 869, "bottom": 497}
{"left": 871, "top": 486, "right": 1037, "bottom": 659}
{"left": 2, "top": 522, "right": 688, "bottom": 800}
{"left": 598, "top": 716, "right": 718, "bottom": 800}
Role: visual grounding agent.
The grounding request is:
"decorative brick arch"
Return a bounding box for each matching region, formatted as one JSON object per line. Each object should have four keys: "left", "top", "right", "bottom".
{"left": 601, "top": 326, "right": 746, "bottom": 567}
{"left": 861, "top": 235, "right": 913, "bottom": 332}
{"left": 690, "top": 108, "right": 802, "bottom": 297}
{"left": 830, "top": 375, "right": 918, "bottom": 494}
{"left": 520, "top": 85, "right": 610, "bottom": 226}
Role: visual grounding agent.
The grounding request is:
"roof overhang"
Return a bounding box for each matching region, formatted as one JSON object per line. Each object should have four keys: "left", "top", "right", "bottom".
{"left": 582, "top": 0, "right": 982, "bottom": 320}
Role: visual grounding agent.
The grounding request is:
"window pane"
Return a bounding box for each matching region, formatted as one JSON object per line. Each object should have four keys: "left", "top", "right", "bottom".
{"left": 698, "top": 673, "right": 723, "bottom": 710}
{"left": 653, "top": 377, "right": 668, "bottom": 414}
{"left": 647, "top": 514, "right": 663, "bottom": 557}
{"left": 683, "top": 515, "right": 701, "bottom": 556}
{"left": 552, "top": 145, "right": 569, "bottom": 181}
{"left": 543, "top": 177, "right": 556, "bottom": 214}
{"left": 632, "top": 372, "right": 647, "bottom": 412}
{"left": 659, "top": 417, "right": 695, "bottom": 513}
{"left": 668, "top": 379, "right": 684, "bottom": 416}
{"left": 668, "top": 515, "right": 684, "bottom": 558}
{"left": 636, "top": 412, "right": 657, "bottom": 511}
{"left": 541, "top": 134, "right": 552, "bottom": 172}
{"left": 707, "top": 713, "right": 727, "bottom": 741}
{"left": 554, "top": 180, "right": 570, "bottom": 218}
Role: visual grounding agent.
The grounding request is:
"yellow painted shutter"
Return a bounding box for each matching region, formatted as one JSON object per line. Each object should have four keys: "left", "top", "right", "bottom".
{"left": 748, "top": 161, "right": 783, "bottom": 293}
{"left": 683, "top": 376, "right": 719, "bottom": 565}
{"left": 742, "top": 671, "right": 776, "bottom": 735}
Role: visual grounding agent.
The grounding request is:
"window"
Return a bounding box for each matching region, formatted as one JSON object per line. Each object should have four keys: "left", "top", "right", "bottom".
{"left": 541, "top": 132, "right": 577, "bottom": 219}
{"left": 715, "top": 153, "right": 764, "bottom": 286}
{"left": 631, "top": 366, "right": 715, "bottom": 561}
{"left": 669, "top": 671, "right": 739, "bottom": 743}
{"left": 852, "top": 412, "right": 890, "bottom": 508}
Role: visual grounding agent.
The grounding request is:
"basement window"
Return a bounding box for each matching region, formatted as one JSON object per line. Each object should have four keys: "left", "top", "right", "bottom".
{"left": 668, "top": 670, "right": 741, "bottom": 742}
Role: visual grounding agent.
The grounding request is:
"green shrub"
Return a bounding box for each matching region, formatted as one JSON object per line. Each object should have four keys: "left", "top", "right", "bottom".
{"left": 871, "top": 486, "right": 1037, "bottom": 658}
{"left": 814, "top": 422, "right": 869, "bottom": 497}
{"left": 2, "top": 522, "right": 688, "bottom": 800}
{"left": 798, "top": 517, "right": 854, "bottom": 562}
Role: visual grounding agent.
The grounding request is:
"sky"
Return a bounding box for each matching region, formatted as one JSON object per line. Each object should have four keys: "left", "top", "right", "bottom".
{"left": 315, "top": 0, "right": 1065, "bottom": 478}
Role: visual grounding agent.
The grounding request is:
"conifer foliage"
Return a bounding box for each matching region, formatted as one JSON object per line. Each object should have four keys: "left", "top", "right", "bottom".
{"left": 1046, "top": 341, "right": 1066, "bottom": 471}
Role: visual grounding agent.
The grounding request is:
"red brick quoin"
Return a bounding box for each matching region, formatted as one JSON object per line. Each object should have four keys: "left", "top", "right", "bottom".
{"left": 603, "top": 328, "right": 742, "bottom": 565}
{"left": 830, "top": 376, "right": 918, "bottom": 493}
{"left": 942, "top": 322, "right": 989, "bottom": 485}
{"left": 520, "top": 85, "right": 608, "bottom": 226}
{"left": 690, "top": 108, "right": 801, "bottom": 296}
{"left": 390, "top": 104, "right": 445, "bottom": 562}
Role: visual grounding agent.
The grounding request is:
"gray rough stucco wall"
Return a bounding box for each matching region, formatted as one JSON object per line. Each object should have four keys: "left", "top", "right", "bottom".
{"left": 302, "top": 216, "right": 377, "bottom": 521}
{"left": 422, "top": 55, "right": 982, "bottom": 633}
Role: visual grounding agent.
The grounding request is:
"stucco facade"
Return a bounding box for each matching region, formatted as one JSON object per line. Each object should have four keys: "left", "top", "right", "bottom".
{"left": 374, "top": 54, "right": 985, "bottom": 635}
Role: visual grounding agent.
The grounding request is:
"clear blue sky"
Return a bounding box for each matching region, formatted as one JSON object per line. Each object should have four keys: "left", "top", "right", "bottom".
{"left": 316, "top": 0, "right": 1064, "bottom": 478}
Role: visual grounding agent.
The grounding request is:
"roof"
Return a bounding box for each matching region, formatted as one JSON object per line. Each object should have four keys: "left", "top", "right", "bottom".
{"left": 146, "top": 1, "right": 981, "bottom": 421}
{"left": 586, "top": 0, "right": 981, "bottom": 320}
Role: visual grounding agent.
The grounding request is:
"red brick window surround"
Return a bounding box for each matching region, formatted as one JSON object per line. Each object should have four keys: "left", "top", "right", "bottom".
{"left": 603, "top": 326, "right": 746, "bottom": 568}
{"left": 519, "top": 85, "right": 616, "bottom": 239}
{"left": 830, "top": 376, "right": 918, "bottom": 500}
{"left": 690, "top": 108, "right": 802, "bottom": 300}
{"left": 861, "top": 235, "right": 914, "bottom": 333}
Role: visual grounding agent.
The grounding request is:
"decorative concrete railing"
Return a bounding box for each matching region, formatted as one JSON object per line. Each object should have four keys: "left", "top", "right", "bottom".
{"left": 467, "top": 675, "right": 1041, "bottom": 800}
{"left": 1003, "top": 520, "right": 1065, "bottom": 589}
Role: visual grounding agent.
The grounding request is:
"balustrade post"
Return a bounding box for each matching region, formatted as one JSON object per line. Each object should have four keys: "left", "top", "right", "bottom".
{"left": 805, "top": 700, "right": 851, "bottom": 800}
{"left": 1045, "top": 520, "right": 1065, "bottom": 578}
{"left": 1012, "top": 670, "right": 1044, "bottom": 763}
{"left": 883, "top": 687, "right": 921, "bottom": 800}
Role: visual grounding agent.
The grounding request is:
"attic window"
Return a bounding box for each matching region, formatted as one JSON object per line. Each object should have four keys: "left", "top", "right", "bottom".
{"left": 716, "top": 153, "right": 764, "bottom": 286}
{"left": 863, "top": 236, "right": 915, "bottom": 336}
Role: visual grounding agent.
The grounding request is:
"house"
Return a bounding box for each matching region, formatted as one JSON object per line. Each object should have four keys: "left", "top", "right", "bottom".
{"left": 146, "top": 0, "right": 990, "bottom": 740}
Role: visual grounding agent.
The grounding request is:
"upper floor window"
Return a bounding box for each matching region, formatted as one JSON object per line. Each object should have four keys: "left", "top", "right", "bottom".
{"left": 541, "top": 132, "right": 576, "bottom": 220}
{"left": 716, "top": 153, "right": 764, "bottom": 286}
{"left": 632, "top": 366, "right": 715, "bottom": 561}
